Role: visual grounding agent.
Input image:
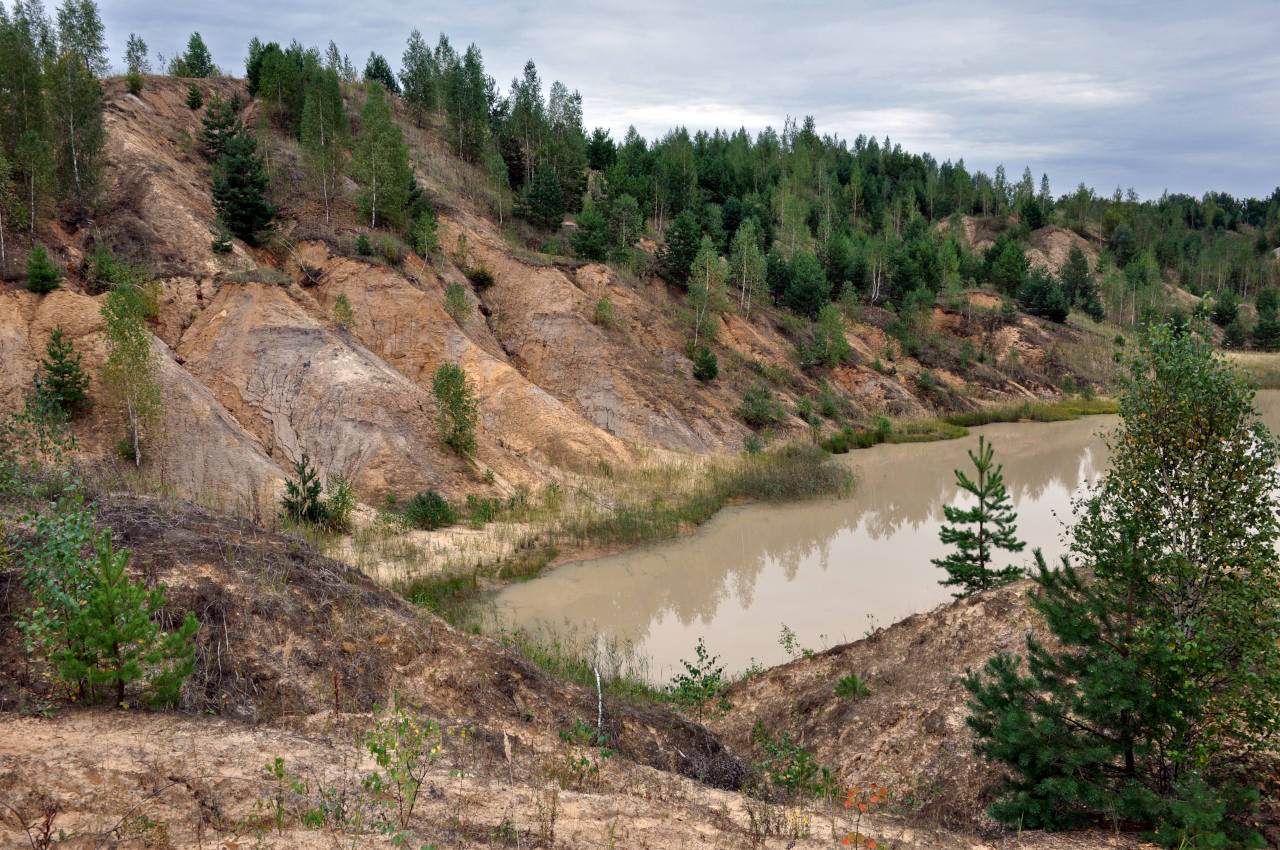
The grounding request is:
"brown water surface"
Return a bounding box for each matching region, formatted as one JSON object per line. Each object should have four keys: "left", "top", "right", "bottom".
{"left": 493, "top": 392, "right": 1280, "bottom": 681}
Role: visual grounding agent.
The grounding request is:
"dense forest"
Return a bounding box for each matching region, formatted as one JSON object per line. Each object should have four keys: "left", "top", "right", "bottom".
{"left": 2, "top": 2, "right": 1278, "bottom": 347}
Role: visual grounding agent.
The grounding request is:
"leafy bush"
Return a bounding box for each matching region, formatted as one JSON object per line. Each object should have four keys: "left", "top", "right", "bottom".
{"left": 323, "top": 476, "right": 356, "bottom": 533}
{"left": 736, "top": 385, "right": 784, "bottom": 429}
{"left": 691, "top": 345, "right": 718, "bottom": 382}
{"left": 403, "top": 490, "right": 456, "bottom": 530}
{"left": 593, "top": 295, "right": 614, "bottom": 328}
{"left": 667, "top": 637, "right": 730, "bottom": 721}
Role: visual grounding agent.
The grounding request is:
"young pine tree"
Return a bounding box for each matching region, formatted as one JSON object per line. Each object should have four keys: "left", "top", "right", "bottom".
{"left": 25, "top": 243, "right": 60, "bottom": 292}
{"left": 55, "top": 532, "right": 199, "bottom": 708}
{"left": 931, "top": 436, "right": 1025, "bottom": 596}
{"left": 965, "top": 326, "right": 1280, "bottom": 848}
{"left": 281, "top": 453, "right": 326, "bottom": 525}
{"left": 37, "top": 326, "right": 89, "bottom": 418}
{"left": 431, "top": 363, "right": 478, "bottom": 456}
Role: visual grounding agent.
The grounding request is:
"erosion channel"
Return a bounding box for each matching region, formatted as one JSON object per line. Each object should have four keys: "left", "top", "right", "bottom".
{"left": 494, "top": 391, "right": 1280, "bottom": 681}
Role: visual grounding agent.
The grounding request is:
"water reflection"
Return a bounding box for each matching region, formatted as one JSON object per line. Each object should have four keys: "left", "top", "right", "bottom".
{"left": 494, "top": 393, "right": 1280, "bottom": 681}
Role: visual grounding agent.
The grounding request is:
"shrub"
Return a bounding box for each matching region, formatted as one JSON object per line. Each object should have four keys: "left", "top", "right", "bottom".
{"left": 281, "top": 453, "right": 327, "bottom": 525}
{"left": 834, "top": 673, "right": 871, "bottom": 700}
{"left": 736, "top": 385, "right": 784, "bottom": 429}
{"left": 25, "top": 245, "right": 60, "bottom": 293}
{"left": 378, "top": 236, "right": 402, "bottom": 266}
{"left": 667, "top": 637, "right": 730, "bottom": 721}
{"left": 466, "top": 263, "right": 495, "bottom": 289}
{"left": 356, "top": 233, "right": 373, "bottom": 256}
{"left": 443, "top": 282, "right": 470, "bottom": 324}
{"left": 593, "top": 295, "right": 614, "bottom": 328}
{"left": 323, "top": 476, "right": 356, "bottom": 533}
{"left": 404, "top": 490, "right": 456, "bottom": 530}
{"left": 691, "top": 344, "right": 718, "bottom": 382}
{"left": 431, "top": 363, "right": 478, "bottom": 456}
{"left": 185, "top": 84, "right": 203, "bottom": 109}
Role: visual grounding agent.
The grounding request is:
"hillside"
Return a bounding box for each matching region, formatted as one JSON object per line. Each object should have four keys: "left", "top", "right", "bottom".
{"left": 0, "top": 76, "right": 1118, "bottom": 528}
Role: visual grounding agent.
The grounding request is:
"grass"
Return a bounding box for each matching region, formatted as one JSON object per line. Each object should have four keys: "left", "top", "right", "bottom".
{"left": 1225, "top": 351, "right": 1280, "bottom": 389}
{"left": 497, "top": 624, "right": 664, "bottom": 705}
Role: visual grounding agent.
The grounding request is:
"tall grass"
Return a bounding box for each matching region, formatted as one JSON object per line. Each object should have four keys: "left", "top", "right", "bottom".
{"left": 497, "top": 624, "right": 663, "bottom": 704}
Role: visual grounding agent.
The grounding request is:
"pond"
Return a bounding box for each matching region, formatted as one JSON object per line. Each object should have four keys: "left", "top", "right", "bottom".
{"left": 492, "top": 392, "right": 1280, "bottom": 681}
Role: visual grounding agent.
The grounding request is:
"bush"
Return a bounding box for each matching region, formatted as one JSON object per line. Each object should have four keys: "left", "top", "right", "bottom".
{"left": 443, "top": 282, "right": 470, "bottom": 324}
{"left": 331, "top": 293, "right": 355, "bottom": 330}
{"left": 404, "top": 490, "right": 456, "bottom": 530}
{"left": 466, "top": 263, "right": 495, "bottom": 289}
{"left": 834, "top": 673, "right": 871, "bottom": 700}
{"left": 281, "top": 453, "right": 326, "bottom": 525}
{"left": 691, "top": 345, "right": 718, "bottom": 382}
{"left": 431, "top": 363, "right": 478, "bottom": 456}
{"left": 185, "top": 84, "right": 203, "bottom": 109}
{"left": 25, "top": 245, "right": 60, "bottom": 293}
{"left": 736, "top": 385, "right": 784, "bottom": 429}
{"left": 593, "top": 295, "right": 615, "bottom": 328}
{"left": 356, "top": 233, "right": 373, "bottom": 256}
{"left": 323, "top": 476, "right": 356, "bottom": 533}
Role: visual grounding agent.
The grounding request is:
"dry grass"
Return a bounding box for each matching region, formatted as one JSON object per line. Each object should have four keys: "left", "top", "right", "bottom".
{"left": 1224, "top": 351, "right": 1280, "bottom": 389}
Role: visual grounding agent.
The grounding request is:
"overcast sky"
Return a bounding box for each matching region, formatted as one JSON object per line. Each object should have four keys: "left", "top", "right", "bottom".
{"left": 98, "top": 0, "right": 1278, "bottom": 201}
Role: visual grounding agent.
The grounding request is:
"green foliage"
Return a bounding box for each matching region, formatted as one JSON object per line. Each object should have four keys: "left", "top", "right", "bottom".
{"left": 210, "top": 225, "right": 232, "bottom": 254}
{"left": 198, "top": 94, "right": 236, "bottom": 159}
{"left": 100, "top": 277, "right": 161, "bottom": 467}
{"left": 465, "top": 263, "right": 495, "bottom": 289}
{"left": 123, "top": 33, "right": 148, "bottom": 93}
{"left": 667, "top": 637, "right": 730, "bottom": 721}
{"left": 1222, "top": 319, "right": 1245, "bottom": 349}
{"left": 330, "top": 293, "right": 354, "bottom": 329}
{"left": 660, "top": 210, "right": 701, "bottom": 286}
{"left": 736, "top": 385, "right": 784, "bottom": 429}
{"left": 570, "top": 202, "right": 608, "bottom": 261}
{"left": 521, "top": 162, "right": 566, "bottom": 230}
{"left": 35, "top": 327, "right": 89, "bottom": 419}
{"left": 965, "top": 326, "right": 1280, "bottom": 848}
{"left": 54, "top": 533, "right": 198, "bottom": 708}
{"left": 403, "top": 490, "right": 456, "bottom": 530}
{"left": 362, "top": 52, "right": 399, "bottom": 95}
{"left": 352, "top": 81, "right": 412, "bottom": 229}
{"left": 281, "top": 453, "right": 326, "bottom": 526}
{"left": 25, "top": 244, "right": 60, "bottom": 292}
{"left": 834, "top": 673, "right": 871, "bottom": 700}
{"left": 360, "top": 699, "right": 440, "bottom": 833}
{"left": 1016, "top": 266, "right": 1070, "bottom": 322}
{"left": 431, "top": 362, "right": 478, "bottom": 456}
{"left": 931, "top": 436, "right": 1025, "bottom": 596}
{"left": 356, "top": 232, "right": 372, "bottom": 256}
{"left": 443, "top": 282, "right": 470, "bottom": 324}
{"left": 592, "top": 295, "right": 614, "bottom": 328}
{"left": 185, "top": 83, "right": 202, "bottom": 109}
{"left": 985, "top": 232, "right": 1029, "bottom": 294}
{"left": 177, "top": 32, "right": 214, "bottom": 78}
{"left": 212, "top": 126, "right": 274, "bottom": 243}
{"left": 750, "top": 720, "right": 835, "bottom": 799}
{"left": 784, "top": 250, "right": 832, "bottom": 318}
{"left": 409, "top": 211, "right": 438, "bottom": 257}
{"left": 323, "top": 476, "right": 356, "bottom": 533}
{"left": 800, "top": 304, "right": 853, "bottom": 369}
{"left": 691, "top": 344, "right": 718, "bottom": 382}
{"left": 1209, "top": 289, "right": 1238, "bottom": 327}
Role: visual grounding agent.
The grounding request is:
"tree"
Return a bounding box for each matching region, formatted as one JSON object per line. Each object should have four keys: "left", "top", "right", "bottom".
{"left": 300, "top": 69, "right": 346, "bottom": 224}
{"left": 100, "top": 277, "right": 161, "bottom": 467}
{"left": 123, "top": 32, "right": 148, "bottom": 93}
{"left": 0, "top": 150, "right": 13, "bottom": 270}
{"left": 687, "top": 235, "right": 727, "bottom": 348}
{"left": 351, "top": 81, "right": 411, "bottom": 229}
{"left": 281, "top": 452, "right": 326, "bottom": 525}
{"left": 931, "top": 436, "right": 1025, "bottom": 596}
{"left": 399, "top": 29, "right": 437, "bottom": 124}
{"left": 784, "top": 250, "right": 831, "bottom": 318}
{"left": 198, "top": 93, "right": 236, "bottom": 158}
{"left": 965, "top": 326, "right": 1280, "bottom": 848}
{"left": 25, "top": 243, "right": 59, "bottom": 292}
{"left": 605, "top": 192, "right": 642, "bottom": 262}
{"left": 729, "top": 219, "right": 766, "bottom": 319}
{"left": 1016, "top": 266, "right": 1070, "bottom": 323}
{"left": 1210, "top": 288, "right": 1238, "bottom": 327}
{"left": 185, "top": 83, "right": 202, "bottom": 109}
{"left": 13, "top": 130, "right": 55, "bottom": 234}
{"left": 36, "top": 326, "right": 89, "bottom": 418}
{"left": 431, "top": 362, "right": 478, "bottom": 456}
{"left": 1110, "top": 221, "right": 1136, "bottom": 268}
{"left": 1060, "top": 244, "right": 1102, "bottom": 321}
{"left": 660, "top": 209, "right": 701, "bottom": 286}
{"left": 363, "top": 52, "right": 399, "bottom": 94}
{"left": 54, "top": 532, "right": 198, "bottom": 708}
{"left": 46, "top": 48, "right": 104, "bottom": 222}
{"left": 178, "top": 32, "right": 214, "bottom": 77}
{"left": 442, "top": 43, "right": 489, "bottom": 163}
{"left": 55, "top": 0, "right": 106, "bottom": 76}
{"left": 522, "top": 161, "right": 565, "bottom": 231}
{"left": 212, "top": 125, "right": 274, "bottom": 242}
{"left": 569, "top": 201, "right": 607, "bottom": 261}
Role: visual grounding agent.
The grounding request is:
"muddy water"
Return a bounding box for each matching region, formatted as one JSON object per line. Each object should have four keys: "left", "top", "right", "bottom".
{"left": 493, "top": 393, "right": 1280, "bottom": 682}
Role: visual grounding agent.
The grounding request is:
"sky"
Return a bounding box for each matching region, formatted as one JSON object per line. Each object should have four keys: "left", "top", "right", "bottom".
{"left": 97, "top": 0, "right": 1279, "bottom": 202}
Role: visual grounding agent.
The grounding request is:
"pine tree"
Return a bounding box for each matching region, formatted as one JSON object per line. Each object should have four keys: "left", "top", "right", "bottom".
{"left": 569, "top": 202, "right": 607, "bottom": 261}
{"left": 185, "top": 83, "right": 202, "bottom": 109}
{"left": 931, "top": 436, "right": 1025, "bottom": 596}
{"left": 659, "top": 209, "right": 701, "bottom": 286}
{"left": 212, "top": 126, "right": 274, "bottom": 242}
{"left": 37, "top": 326, "right": 89, "bottom": 418}
{"left": 522, "top": 162, "right": 564, "bottom": 231}
{"left": 351, "top": 81, "right": 411, "bottom": 229}
{"left": 54, "top": 532, "right": 198, "bottom": 708}
{"left": 197, "top": 93, "right": 236, "bottom": 159}
{"left": 363, "top": 52, "right": 399, "bottom": 94}
{"left": 179, "top": 32, "right": 214, "bottom": 78}
{"left": 281, "top": 452, "right": 327, "bottom": 525}
{"left": 25, "top": 243, "right": 59, "bottom": 292}
{"left": 965, "top": 326, "right": 1280, "bottom": 847}
{"left": 399, "top": 28, "right": 437, "bottom": 125}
